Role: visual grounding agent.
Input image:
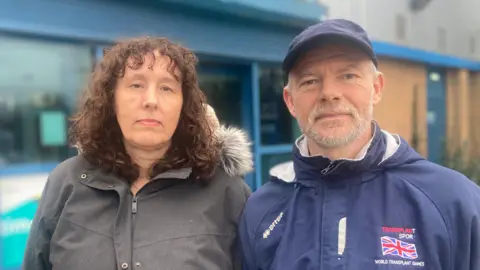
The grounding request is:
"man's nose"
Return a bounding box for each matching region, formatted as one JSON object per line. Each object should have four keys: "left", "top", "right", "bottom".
{"left": 318, "top": 78, "right": 342, "bottom": 102}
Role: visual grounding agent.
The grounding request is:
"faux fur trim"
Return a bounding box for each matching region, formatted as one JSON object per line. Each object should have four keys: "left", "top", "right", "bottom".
{"left": 75, "top": 125, "right": 254, "bottom": 177}
{"left": 216, "top": 125, "right": 253, "bottom": 176}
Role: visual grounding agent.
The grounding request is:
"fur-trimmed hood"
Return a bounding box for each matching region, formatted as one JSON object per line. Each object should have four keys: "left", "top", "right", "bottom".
{"left": 75, "top": 124, "right": 253, "bottom": 177}
{"left": 216, "top": 125, "right": 253, "bottom": 176}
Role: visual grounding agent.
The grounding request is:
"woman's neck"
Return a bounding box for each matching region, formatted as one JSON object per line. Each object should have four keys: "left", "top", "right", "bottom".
{"left": 124, "top": 142, "right": 170, "bottom": 179}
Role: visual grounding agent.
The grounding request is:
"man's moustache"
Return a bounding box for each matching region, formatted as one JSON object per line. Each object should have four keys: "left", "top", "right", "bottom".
{"left": 312, "top": 108, "right": 354, "bottom": 119}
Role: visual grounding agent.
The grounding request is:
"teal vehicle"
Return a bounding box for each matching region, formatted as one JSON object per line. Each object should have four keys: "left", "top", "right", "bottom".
{"left": 1, "top": 173, "right": 48, "bottom": 270}
{"left": 2, "top": 198, "right": 39, "bottom": 269}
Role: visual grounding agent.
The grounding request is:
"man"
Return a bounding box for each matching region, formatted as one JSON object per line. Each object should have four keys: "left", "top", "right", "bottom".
{"left": 239, "top": 19, "right": 480, "bottom": 269}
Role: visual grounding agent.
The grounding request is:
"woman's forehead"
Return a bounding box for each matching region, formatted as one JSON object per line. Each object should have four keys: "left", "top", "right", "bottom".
{"left": 124, "top": 51, "right": 182, "bottom": 80}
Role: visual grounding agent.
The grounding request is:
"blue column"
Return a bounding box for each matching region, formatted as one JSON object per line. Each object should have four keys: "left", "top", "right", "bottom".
{"left": 251, "top": 63, "right": 262, "bottom": 190}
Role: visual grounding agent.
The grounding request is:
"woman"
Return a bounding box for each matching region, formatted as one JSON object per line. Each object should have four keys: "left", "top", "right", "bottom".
{"left": 23, "top": 37, "right": 253, "bottom": 270}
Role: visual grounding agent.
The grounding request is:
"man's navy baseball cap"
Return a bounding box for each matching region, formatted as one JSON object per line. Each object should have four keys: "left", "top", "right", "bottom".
{"left": 282, "top": 19, "right": 378, "bottom": 74}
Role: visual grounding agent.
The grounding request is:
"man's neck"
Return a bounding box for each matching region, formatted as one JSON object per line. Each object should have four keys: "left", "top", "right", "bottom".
{"left": 124, "top": 142, "right": 170, "bottom": 178}
{"left": 307, "top": 126, "right": 374, "bottom": 160}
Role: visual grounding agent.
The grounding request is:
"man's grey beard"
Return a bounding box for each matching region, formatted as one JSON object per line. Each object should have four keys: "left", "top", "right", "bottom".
{"left": 303, "top": 118, "right": 369, "bottom": 149}
{"left": 301, "top": 102, "right": 372, "bottom": 149}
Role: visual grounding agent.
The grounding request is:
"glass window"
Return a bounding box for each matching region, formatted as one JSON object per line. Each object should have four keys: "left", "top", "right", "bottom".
{"left": 261, "top": 153, "right": 292, "bottom": 185}
{"left": 198, "top": 72, "right": 243, "bottom": 128}
{"left": 259, "top": 66, "right": 296, "bottom": 145}
{"left": 0, "top": 36, "right": 93, "bottom": 167}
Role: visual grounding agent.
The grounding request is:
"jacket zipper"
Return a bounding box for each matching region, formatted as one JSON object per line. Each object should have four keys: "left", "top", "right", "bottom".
{"left": 321, "top": 161, "right": 345, "bottom": 175}
{"left": 321, "top": 162, "right": 336, "bottom": 175}
{"left": 132, "top": 196, "right": 138, "bottom": 215}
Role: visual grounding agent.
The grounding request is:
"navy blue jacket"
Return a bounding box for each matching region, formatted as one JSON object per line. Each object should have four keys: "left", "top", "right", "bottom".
{"left": 239, "top": 125, "right": 480, "bottom": 270}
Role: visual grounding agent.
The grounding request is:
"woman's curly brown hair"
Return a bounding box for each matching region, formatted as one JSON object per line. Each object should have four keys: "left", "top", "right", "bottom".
{"left": 69, "top": 37, "right": 221, "bottom": 184}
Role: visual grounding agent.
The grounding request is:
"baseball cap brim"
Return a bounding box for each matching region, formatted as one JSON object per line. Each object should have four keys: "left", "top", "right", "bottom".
{"left": 282, "top": 32, "right": 378, "bottom": 74}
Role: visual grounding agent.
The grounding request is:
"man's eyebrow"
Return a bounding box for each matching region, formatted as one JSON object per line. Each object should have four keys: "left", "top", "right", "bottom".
{"left": 297, "top": 70, "right": 316, "bottom": 78}
{"left": 335, "top": 63, "right": 362, "bottom": 73}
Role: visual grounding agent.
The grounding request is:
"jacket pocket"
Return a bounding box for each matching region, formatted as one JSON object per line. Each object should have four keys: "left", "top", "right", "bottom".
{"left": 50, "top": 217, "right": 117, "bottom": 270}
{"left": 132, "top": 234, "right": 236, "bottom": 270}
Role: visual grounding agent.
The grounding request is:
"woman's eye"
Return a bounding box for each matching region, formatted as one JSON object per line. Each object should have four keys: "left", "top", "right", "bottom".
{"left": 130, "top": 83, "right": 143, "bottom": 89}
{"left": 160, "top": 86, "right": 173, "bottom": 92}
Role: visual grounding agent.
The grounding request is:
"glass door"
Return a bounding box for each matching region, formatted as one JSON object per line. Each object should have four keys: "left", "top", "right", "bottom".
{"left": 198, "top": 72, "right": 243, "bottom": 128}
{"left": 197, "top": 62, "right": 254, "bottom": 188}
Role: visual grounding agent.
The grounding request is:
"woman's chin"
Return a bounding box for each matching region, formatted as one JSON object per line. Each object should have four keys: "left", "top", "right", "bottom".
{"left": 125, "top": 133, "right": 172, "bottom": 149}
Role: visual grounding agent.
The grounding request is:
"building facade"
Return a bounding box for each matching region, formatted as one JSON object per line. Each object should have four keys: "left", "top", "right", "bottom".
{"left": 321, "top": 0, "right": 480, "bottom": 162}
{"left": 0, "top": 1, "right": 326, "bottom": 268}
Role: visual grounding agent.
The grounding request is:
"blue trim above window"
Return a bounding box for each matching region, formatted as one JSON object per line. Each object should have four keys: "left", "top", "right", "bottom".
{"left": 0, "top": 0, "right": 298, "bottom": 62}
{"left": 157, "top": 0, "right": 326, "bottom": 27}
{"left": 1, "top": 0, "right": 479, "bottom": 70}
{"left": 373, "top": 41, "right": 480, "bottom": 71}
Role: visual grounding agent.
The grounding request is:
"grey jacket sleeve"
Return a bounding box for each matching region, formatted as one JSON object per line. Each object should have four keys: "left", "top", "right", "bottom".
{"left": 22, "top": 164, "right": 70, "bottom": 270}
{"left": 232, "top": 180, "right": 253, "bottom": 270}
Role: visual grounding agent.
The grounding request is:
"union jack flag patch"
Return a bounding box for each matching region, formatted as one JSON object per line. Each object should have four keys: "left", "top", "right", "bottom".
{"left": 381, "top": 236, "right": 418, "bottom": 260}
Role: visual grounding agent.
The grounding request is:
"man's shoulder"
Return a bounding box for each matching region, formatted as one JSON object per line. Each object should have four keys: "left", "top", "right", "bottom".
{"left": 242, "top": 174, "right": 295, "bottom": 229}
{"left": 394, "top": 159, "right": 480, "bottom": 216}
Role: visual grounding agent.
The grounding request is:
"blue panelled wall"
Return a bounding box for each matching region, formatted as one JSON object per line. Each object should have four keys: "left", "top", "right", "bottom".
{"left": 0, "top": 0, "right": 326, "bottom": 190}
{"left": 0, "top": 1, "right": 327, "bottom": 268}
{"left": 2, "top": 0, "right": 480, "bottom": 188}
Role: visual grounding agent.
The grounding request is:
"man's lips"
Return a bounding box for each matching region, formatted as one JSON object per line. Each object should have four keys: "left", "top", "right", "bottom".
{"left": 316, "top": 113, "right": 350, "bottom": 120}
{"left": 137, "top": 119, "right": 162, "bottom": 126}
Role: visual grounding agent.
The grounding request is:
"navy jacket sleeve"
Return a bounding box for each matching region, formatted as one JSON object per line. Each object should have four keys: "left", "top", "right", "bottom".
{"left": 451, "top": 179, "right": 480, "bottom": 270}
{"left": 239, "top": 209, "right": 256, "bottom": 270}
{"left": 467, "top": 215, "right": 480, "bottom": 269}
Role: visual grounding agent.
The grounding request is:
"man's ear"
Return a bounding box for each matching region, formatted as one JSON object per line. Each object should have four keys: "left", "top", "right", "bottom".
{"left": 283, "top": 86, "right": 296, "bottom": 118}
{"left": 372, "top": 71, "right": 384, "bottom": 105}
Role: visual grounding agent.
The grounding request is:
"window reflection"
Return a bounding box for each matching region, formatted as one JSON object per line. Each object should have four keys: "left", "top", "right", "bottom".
{"left": 198, "top": 72, "right": 243, "bottom": 128}
{"left": 259, "top": 66, "right": 294, "bottom": 145}
{"left": 0, "top": 36, "right": 93, "bottom": 166}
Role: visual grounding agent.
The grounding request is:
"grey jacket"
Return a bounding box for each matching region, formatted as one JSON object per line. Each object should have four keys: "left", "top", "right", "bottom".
{"left": 23, "top": 126, "right": 253, "bottom": 270}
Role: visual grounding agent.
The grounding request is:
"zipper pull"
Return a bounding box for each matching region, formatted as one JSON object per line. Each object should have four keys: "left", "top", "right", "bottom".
{"left": 321, "top": 162, "right": 335, "bottom": 175}
{"left": 132, "top": 196, "right": 138, "bottom": 214}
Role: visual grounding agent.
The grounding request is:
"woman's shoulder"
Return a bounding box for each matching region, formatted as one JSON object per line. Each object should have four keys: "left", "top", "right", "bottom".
{"left": 209, "top": 166, "right": 252, "bottom": 204}
{"left": 47, "top": 155, "right": 94, "bottom": 186}
{"left": 34, "top": 156, "right": 94, "bottom": 221}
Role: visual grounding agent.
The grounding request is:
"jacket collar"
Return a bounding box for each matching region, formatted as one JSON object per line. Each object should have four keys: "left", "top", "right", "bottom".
{"left": 78, "top": 166, "right": 193, "bottom": 191}
{"left": 293, "top": 122, "right": 387, "bottom": 182}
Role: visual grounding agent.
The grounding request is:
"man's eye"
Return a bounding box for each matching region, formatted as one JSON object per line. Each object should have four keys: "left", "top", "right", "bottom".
{"left": 340, "top": 74, "right": 357, "bottom": 80}
{"left": 301, "top": 79, "right": 317, "bottom": 86}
